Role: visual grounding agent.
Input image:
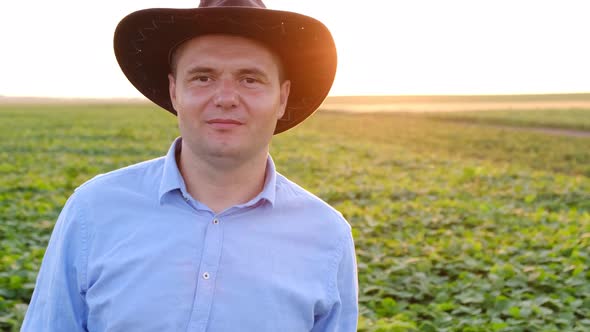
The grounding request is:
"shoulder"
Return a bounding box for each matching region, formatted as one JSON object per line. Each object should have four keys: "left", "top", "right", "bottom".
{"left": 275, "top": 172, "right": 351, "bottom": 234}
{"left": 73, "top": 156, "right": 165, "bottom": 200}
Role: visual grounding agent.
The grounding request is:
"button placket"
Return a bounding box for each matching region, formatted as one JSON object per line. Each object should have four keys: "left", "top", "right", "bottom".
{"left": 186, "top": 214, "right": 225, "bottom": 331}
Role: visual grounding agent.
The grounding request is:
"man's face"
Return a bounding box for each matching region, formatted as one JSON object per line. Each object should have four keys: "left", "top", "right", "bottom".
{"left": 168, "top": 34, "right": 290, "bottom": 165}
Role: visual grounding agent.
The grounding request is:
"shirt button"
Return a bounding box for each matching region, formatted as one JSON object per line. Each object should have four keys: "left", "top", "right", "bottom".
{"left": 213, "top": 218, "right": 219, "bottom": 224}
{"left": 203, "top": 272, "right": 210, "bottom": 280}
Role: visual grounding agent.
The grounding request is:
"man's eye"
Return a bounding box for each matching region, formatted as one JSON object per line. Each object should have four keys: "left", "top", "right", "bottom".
{"left": 243, "top": 77, "right": 259, "bottom": 85}
{"left": 191, "top": 76, "right": 211, "bottom": 83}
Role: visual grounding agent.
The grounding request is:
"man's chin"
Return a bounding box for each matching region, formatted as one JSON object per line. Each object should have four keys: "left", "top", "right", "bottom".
{"left": 204, "top": 143, "right": 249, "bottom": 161}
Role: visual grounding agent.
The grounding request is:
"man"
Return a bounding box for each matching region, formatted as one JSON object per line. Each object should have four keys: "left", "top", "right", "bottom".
{"left": 21, "top": 1, "right": 358, "bottom": 331}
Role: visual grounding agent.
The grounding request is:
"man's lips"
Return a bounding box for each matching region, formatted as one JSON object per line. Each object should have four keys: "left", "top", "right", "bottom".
{"left": 206, "top": 118, "right": 244, "bottom": 129}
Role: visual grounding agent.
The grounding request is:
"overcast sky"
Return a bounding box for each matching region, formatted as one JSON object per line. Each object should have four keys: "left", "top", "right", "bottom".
{"left": 1, "top": 0, "right": 589, "bottom": 98}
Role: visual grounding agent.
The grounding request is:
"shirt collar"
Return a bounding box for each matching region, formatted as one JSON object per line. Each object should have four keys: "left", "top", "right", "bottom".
{"left": 158, "top": 137, "right": 188, "bottom": 203}
{"left": 158, "top": 137, "right": 276, "bottom": 208}
{"left": 247, "top": 153, "right": 277, "bottom": 208}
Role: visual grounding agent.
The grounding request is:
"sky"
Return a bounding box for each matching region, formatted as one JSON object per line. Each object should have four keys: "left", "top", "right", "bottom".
{"left": 1, "top": 0, "right": 589, "bottom": 98}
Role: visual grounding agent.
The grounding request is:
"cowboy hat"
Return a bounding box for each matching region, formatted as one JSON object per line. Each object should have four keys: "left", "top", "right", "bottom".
{"left": 114, "top": 0, "right": 337, "bottom": 134}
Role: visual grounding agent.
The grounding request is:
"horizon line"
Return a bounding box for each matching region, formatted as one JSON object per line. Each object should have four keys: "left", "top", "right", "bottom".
{"left": 2, "top": 91, "right": 590, "bottom": 101}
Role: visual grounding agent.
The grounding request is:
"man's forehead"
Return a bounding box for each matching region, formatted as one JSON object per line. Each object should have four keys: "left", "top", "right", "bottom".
{"left": 171, "top": 34, "right": 285, "bottom": 78}
{"left": 174, "top": 34, "right": 276, "bottom": 61}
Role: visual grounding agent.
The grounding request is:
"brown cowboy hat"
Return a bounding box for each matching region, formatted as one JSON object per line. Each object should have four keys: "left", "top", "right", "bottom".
{"left": 114, "top": 0, "right": 337, "bottom": 134}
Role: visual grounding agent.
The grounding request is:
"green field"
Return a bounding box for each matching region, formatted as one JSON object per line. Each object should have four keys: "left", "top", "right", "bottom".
{"left": 1, "top": 105, "right": 589, "bottom": 331}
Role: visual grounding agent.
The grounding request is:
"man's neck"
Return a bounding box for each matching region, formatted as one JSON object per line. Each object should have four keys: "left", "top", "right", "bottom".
{"left": 177, "top": 143, "right": 269, "bottom": 214}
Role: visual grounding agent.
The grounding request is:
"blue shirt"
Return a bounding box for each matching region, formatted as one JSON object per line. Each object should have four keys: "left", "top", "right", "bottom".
{"left": 21, "top": 137, "right": 358, "bottom": 332}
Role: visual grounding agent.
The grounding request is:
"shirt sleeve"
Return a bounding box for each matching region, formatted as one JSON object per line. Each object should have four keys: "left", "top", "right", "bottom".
{"left": 311, "top": 229, "right": 359, "bottom": 332}
{"left": 20, "top": 193, "right": 88, "bottom": 332}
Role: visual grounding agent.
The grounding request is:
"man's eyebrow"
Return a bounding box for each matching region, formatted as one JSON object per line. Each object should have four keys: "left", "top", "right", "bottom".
{"left": 236, "top": 68, "right": 270, "bottom": 80}
{"left": 184, "top": 66, "right": 271, "bottom": 80}
{"left": 185, "top": 66, "right": 217, "bottom": 76}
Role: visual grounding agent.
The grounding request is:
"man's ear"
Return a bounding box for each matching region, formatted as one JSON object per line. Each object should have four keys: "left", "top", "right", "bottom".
{"left": 168, "top": 73, "right": 178, "bottom": 111}
{"left": 277, "top": 80, "right": 291, "bottom": 119}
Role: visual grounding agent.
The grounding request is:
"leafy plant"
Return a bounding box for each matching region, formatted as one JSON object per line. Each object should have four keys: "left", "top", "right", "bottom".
{"left": 1, "top": 105, "right": 589, "bottom": 331}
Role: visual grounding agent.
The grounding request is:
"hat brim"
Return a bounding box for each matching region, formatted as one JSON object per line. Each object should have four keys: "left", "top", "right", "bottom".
{"left": 114, "top": 7, "right": 337, "bottom": 134}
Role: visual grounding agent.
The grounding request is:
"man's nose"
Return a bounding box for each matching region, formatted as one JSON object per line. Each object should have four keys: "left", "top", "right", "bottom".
{"left": 214, "top": 79, "right": 239, "bottom": 109}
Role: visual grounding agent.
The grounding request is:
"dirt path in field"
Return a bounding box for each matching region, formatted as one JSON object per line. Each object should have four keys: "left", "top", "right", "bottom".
{"left": 498, "top": 126, "right": 590, "bottom": 138}
{"left": 463, "top": 123, "right": 590, "bottom": 138}
{"left": 319, "top": 100, "right": 590, "bottom": 113}
{"left": 320, "top": 101, "right": 590, "bottom": 138}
